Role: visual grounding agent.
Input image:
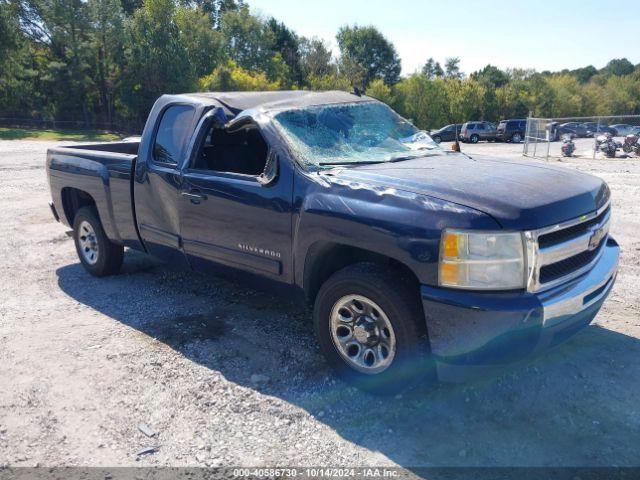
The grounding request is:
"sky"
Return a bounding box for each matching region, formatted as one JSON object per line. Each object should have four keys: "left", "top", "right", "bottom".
{"left": 247, "top": 0, "right": 640, "bottom": 76}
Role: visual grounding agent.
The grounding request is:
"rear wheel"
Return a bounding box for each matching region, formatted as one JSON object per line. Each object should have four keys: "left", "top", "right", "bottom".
{"left": 73, "top": 206, "right": 123, "bottom": 276}
{"left": 470, "top": 134, "right": 479, "bottom": 144}
{"left": 313, "top": 263, "right": 433, "bottom": 394}
{"left": 432, "top": 135, "right": 441, "bottom": 144}
{"left": 511, "top": 132, "right": 522, "bottom": 143}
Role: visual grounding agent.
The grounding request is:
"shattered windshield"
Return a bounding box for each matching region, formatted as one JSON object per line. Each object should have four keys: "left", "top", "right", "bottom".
{"left": 273, "top": 101, "right": 443, "bottom": 170}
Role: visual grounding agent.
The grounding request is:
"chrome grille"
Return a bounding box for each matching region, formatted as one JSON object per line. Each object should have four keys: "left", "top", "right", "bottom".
{"left": 526, "top": 203, "right": 611, "bottom": 292}
{"left": 538, "top": 206, "right": 610, "bottom": 248}
{"left": 539, "top": 238, "right": 605, "bottom": 283}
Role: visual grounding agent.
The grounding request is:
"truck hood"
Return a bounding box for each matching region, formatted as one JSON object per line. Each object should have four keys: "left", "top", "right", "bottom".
{"left": 326, "top": 153, "right": 610, "bottom": 230}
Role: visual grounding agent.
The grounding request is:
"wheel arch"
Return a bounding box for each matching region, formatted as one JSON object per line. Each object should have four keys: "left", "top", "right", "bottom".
{"left": 61, "top": 187, "right": 98, "bottom": 226}
{"left": 302, "top": 241, "right": 422, "bottom": 305}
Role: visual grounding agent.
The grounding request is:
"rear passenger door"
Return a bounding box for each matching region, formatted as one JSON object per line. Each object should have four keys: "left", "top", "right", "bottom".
{"left": 476, "top": 122, "right": 487, "bottom": 140}
{"left": 134, "top": 104, "right": 196, "bottom": 266}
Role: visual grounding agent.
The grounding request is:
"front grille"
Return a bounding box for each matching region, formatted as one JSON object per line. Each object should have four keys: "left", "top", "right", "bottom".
{"left": 538, "top": 206, "right": 610, "bottom": 248}
{"left": 539, "top": 238, "right": 605, "bottom": 283}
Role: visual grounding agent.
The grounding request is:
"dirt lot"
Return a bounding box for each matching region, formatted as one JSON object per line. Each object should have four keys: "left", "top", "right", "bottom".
{"left": 0, "top": 138, "right": 639, "bottom": 471}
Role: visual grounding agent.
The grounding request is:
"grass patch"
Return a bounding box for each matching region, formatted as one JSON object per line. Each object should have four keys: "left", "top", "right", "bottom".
{"left": 0, "top": 127, "right": 122, "bottom": 142}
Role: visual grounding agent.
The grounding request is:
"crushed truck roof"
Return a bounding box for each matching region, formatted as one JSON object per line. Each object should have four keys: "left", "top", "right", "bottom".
{"left": 180, "top": 90, "right": 374, "bottom": 116}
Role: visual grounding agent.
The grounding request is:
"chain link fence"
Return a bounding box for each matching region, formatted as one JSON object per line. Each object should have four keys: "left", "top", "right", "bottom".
{"left": 523, "top": 114, "right": 640, "bottom": 160}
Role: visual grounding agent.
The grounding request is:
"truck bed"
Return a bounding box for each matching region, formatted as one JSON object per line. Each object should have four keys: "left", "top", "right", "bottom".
{"left": 46, "top": 141, "right": 143, "bottom": 250}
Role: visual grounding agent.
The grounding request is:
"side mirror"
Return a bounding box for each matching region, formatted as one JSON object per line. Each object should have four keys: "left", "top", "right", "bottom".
{"left": 258, "top": 150, "right": 279, "bottom": 186}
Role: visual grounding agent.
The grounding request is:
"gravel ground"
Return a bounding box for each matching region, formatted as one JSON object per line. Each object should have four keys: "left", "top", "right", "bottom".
{"left": 0, "top": 138, "right": 639, "bottom": 472}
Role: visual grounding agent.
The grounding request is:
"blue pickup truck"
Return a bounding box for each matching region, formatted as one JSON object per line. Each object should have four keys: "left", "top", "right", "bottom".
{"left": 46, "top": 91, "right": 619, "bottom": 393}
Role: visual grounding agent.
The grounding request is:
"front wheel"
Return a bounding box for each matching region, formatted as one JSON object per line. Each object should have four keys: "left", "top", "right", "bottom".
{"left": 73, "top": 206, "right": 124, "bottom": 276}
{"left": 511, "top": 132, "right": 522, "bottom": 143}
{"left": 313, "top": 263, "right": 433, "bottom": 394}
{"left": 432, "top": 135, "right": 441, "bottom": 144}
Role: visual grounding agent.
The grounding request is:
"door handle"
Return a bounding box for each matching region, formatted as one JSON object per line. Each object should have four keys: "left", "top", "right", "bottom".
{"left": 181, "top": 190, "right": 207, "bottom": 204}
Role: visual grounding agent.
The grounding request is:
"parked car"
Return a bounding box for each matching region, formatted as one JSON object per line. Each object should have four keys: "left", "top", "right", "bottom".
{"left": 46, "top": 90, "right": 619, "bottom": 393}
{"left": 429, "top": 124, "right": 462, "bottom": 143}
{"left": 609, "top": 124, "right": 637, "bottom": 136}
{"left": 582, "top": 122, "right": 617, "bottom": 137}
{"left": 496, "top": 119, "right": 527, "bottom": 143}
{"left": 459, "top": 121, "right": 497, "bottom": 143}
{"left": 558, "top": 122, "right": 589, "bottom": 138}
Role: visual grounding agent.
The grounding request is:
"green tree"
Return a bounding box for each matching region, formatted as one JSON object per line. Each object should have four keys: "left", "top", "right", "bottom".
{"left": 0, "top": 1, "right": 18, "bottom": 59}
{"left": 444, "top": 57, "right": 462, "bottom": 79}
{"left": 199, "top": 59, "right": 279, "bottom": 91}
{"left": 88, "top": 0, "right": 125, "bottom": 124}
{"left": 306, "top": 73, "right": 351, "bottom": 91}
{"left": 179, "top": 0, "right": 243, "bottom": 28}
{"left": 300, "top": 37, "right": 335, "bottom": 79}
{"left": 336, "top": 25, "right": 401, "bottom": 88}
{"left": 175, "top": 5, "right": 226, "bottom": 77}
{"left": 445, "top": 78, "right": 485, "bottom": 122}
{"left": 598, "top": 75, "right": 640, "bottom": 115}
{"left": 547, "top": 74, "right": 583, "bottom": 117}
{"left": 421, "top": 57, "right": 443, "bottom": 79}
{"left": 119, "top": 0, "right": 142, "bottom": 15}
{"left": 471, "top": 64, "right": 508, "bottom": 88}
{"left": 266, "top": 17, "right": 302, "bottom": 86}
{"left": 365, "top": 78, "right": 393, "bottom": 105}
{"left": 603, "top": 58, "right": 634, "bottom": 77}
{"left": 120, "top": 0, "right": 195, "bottom": 122}
{"left": 571, "top": 65, "right": 597, "bottom": 83}
{"left": 15, "top": 0, "right": 95, "bottom": 123}
{"left": 393, "top": 74, "right": 449, "bottom": 129}
{"left": 220, "top": 7, "right": 274, "bottom": 73}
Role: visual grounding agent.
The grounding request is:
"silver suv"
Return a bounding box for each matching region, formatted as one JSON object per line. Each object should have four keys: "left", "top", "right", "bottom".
{"left": 460, "top": 121, "right": 497, "bottom": 143}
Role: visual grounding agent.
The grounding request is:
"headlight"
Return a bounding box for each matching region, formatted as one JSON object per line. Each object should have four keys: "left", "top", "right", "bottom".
{"left": 438, "top": 229, "right": 526, "bottom": 290}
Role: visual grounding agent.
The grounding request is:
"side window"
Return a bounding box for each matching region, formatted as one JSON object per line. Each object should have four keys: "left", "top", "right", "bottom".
{"left": 477, "top": 123, "right": 486, "bottom": 131}
{"left": 191, "top": 122, "right": 269, "bottom": 177}
{"left": 467, "top": 124, "right": 475, "bottom": 130}
{"left": 153, "top": 105, "right": 196, "bottom": 166}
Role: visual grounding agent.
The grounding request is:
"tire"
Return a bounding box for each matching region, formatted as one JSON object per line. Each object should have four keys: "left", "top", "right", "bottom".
{"left": 72, "top": 206, "right": 123, "bottom": 276}
{"left": 470, "top": 134, "right": 479, "bottom": 144}
{"left": 511, "top": 132, "right": 522, "bottom": 143}
{"left": 313, "top": 262, "right": 433, "bottom": 394}
{"left": 432, "top": 135, "right": 441, "bottom": 144}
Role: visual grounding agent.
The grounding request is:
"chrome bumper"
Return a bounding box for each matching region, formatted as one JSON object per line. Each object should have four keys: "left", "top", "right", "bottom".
{"left": 423, "top": 237, "right": 620, "bottom": 383}
{"left": 540, "top": 238, "right": 619, "bottom": 328}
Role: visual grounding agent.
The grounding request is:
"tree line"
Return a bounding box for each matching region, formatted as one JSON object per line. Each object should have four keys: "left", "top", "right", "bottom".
{"left": 1, "top": 0, "right": 640, "bottom": 132}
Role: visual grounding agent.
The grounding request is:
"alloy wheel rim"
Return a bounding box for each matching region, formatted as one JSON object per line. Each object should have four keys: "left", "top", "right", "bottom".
{"left": 78, "top": 220, "right": 99, "bottom": 265}
{"left": 329, "top": 294, "right": 396, "bottom": 374}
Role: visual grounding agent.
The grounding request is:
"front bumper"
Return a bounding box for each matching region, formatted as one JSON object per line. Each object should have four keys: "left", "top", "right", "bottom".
{"left": 421, "top": 238, "right": 619, "bottom": 382}
{"left": 49, "top": 201, "right": 60, "bottom": 222}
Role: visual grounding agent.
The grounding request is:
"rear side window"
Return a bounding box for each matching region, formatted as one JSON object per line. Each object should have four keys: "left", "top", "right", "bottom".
{"left": 467, "top": 124, "right": 476, "bottom": 130}
{"left": 154, "top": 105, "right": 196, "bottom": 166}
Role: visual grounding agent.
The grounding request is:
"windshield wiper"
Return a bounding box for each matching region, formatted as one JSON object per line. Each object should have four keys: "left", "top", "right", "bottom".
{"left": 318, "top": 160, "right": 387, "bottom": 166}
{"left": 388, "top": 152, "right": 440, "bottom": 162}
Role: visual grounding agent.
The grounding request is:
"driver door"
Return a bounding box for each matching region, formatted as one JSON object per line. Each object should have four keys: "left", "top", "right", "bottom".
{"left": 179, "top": 114, "right": 294, "bottom": 282}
